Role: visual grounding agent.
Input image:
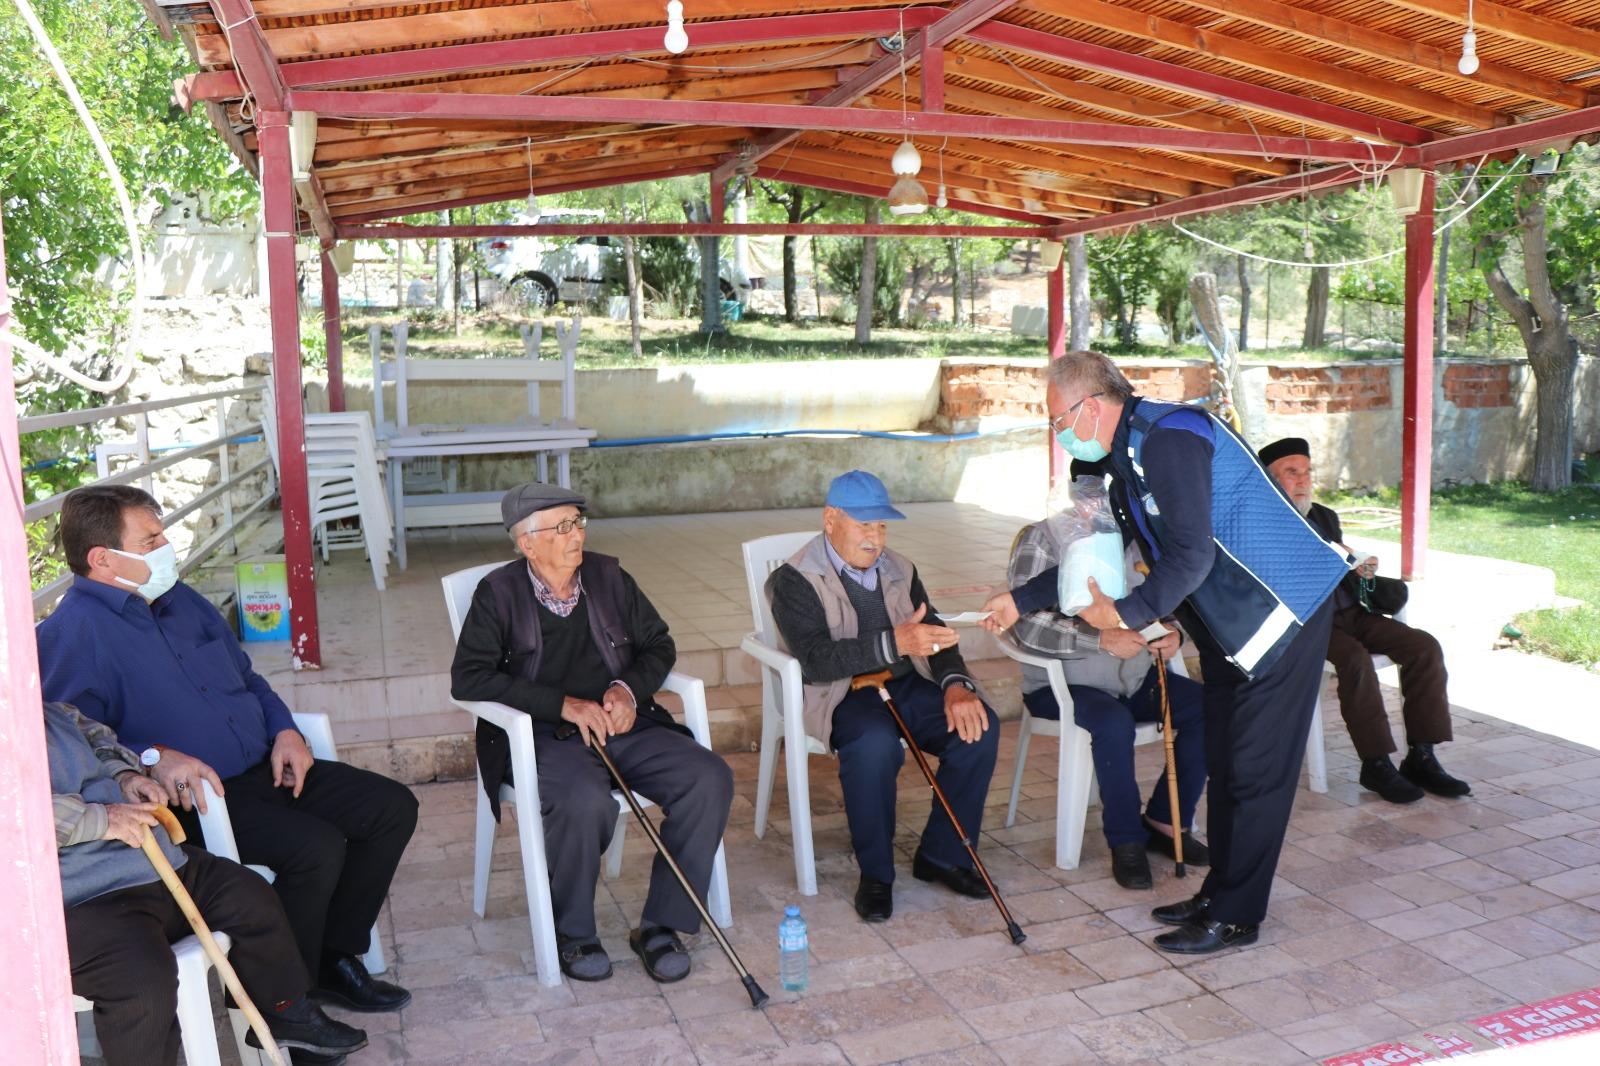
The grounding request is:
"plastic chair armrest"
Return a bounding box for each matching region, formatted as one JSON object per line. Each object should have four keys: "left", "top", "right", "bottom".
{"left": 291, "top": 712, "right": 338, "bottom": 761}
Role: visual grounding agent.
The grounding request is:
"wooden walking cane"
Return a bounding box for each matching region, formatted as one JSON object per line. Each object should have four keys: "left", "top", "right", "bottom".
{"left": 1154, "top": 656, "right": 1185, "bottom": 878}
{"left": 851, "top": 670, "right": 1026, "bottom": 945}
{"left": 139, "top": 806, "right": 289, "bottom": 1066}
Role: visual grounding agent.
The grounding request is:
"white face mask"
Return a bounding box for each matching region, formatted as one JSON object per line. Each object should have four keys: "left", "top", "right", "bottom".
{"left": 109, "top": 543, "right": 180, "bottom": 601}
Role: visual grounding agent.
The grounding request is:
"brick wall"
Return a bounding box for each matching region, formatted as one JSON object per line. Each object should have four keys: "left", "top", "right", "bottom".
{"left": 1442, "top": 363, "right": 1514, "bottom": 408}
{"left": 1265, "top": 364, "right": 1392, "bottom": 414}
{"left": 937, "top": 360, "right": 1211, "bottom": 425}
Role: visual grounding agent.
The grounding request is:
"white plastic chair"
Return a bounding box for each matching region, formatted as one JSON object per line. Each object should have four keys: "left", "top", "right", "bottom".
{"left": 996, "top": 632, "right": 1182, "bottom": 870}
{"left": 72, "top": 932, "right": 235, "bottom": 1066}
{"left": 194, "top": 714, "right": 388, "bottom": 977}
{"left": 1310, "top": 605, "right": 1410, "bottom": 793}
{"left": 740, "top": 532, "right": 824, "bottom": 897}
{"left": 440, "top": 561, "right": 732, "bottom": 989}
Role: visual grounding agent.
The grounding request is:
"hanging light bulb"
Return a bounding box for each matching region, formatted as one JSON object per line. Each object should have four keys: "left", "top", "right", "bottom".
{"left": 524, "top": 139, "right": 541, "bottom": 221}
{"left": 936, "top": 184, "right": 948, "bottom": 209}
{"left": 888, "top": 139, "right": 927, "bottom": 216}
{"left": 935, "top": 138, "right": 948, "bottom": 208}
{"left": 1458, "top": 1, "right": 1479, "bottom": 76}
{"left": 664, "top": 0, "right": 689, "bottom": 55}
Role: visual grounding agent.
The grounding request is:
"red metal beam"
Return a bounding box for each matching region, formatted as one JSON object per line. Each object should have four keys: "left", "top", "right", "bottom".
{"left": 1412, "top": 105, "right": 1600, "bottom": 166}
{"left": 331, "top": 164, "right": 714, "bottom": 225}
{"left": 714, "top": 0, "right": 1025, "bottom": 183}
{"left": 287, "top": 89, "right": 1395, "bottom": 162}
{"left": 1048, "top": 164, "right": 1367, "bottom": 237}
{"left": 182, "top": 8, "right": 948, "bottom": 102}
{"left": 754, "top": 165, "right": 1058, "bottom": 224}
{"left": 321, "top": 251, "right": 344, "bottom": 413}
{"left": 337, "top": 222, "right": 1052, "bottom": 239}
{"left": 1401, "top": 170, "right": 1436, "bottom": 581}
{"left": 967, "top": 21, "right": 1433, "bottom": 147}
{"left": 0, "top": 208, "right": 81, "bottom": 1066}
{"left": 259, "top": 112, "right": 322, "bottom": 668}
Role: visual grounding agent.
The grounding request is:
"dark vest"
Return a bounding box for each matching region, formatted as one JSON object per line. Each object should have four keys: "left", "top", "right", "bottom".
{"left": 476, "top": 552, "right": 685, "bottom": 820}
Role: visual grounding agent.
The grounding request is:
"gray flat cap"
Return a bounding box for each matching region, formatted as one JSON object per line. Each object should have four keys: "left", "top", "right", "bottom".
{"left": 501, "top": 483, "right": 587, "bottom": 530}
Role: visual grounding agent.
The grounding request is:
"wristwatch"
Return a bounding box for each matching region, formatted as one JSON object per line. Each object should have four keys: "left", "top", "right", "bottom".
{"left": 140, "top": 747, "right": 162, "bottom": 770}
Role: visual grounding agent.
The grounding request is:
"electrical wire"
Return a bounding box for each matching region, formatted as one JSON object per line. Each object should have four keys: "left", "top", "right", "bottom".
{"left": 1, "top": 0, "right": 143, "bottom": 394}
{"left": 1170, "top": 155, "right": 1527, "bottom": 269}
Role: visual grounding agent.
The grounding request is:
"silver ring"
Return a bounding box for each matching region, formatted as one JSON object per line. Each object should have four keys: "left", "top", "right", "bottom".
{"left": 175, "top": 781, "right": 187, "bottom": 791}
{"left": 932, "top": 642, "right": 941, "bottom": 653}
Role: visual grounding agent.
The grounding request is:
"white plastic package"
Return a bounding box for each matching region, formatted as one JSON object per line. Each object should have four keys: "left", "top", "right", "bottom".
{"left": 1046, "top": 476, "right": 1127, "bottom": 615}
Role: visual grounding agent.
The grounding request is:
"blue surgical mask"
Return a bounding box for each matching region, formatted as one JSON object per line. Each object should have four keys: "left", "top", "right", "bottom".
{"left": 110, "top": 542, "right": 180, "bottom": 601}
{"left": 1057, "top": 406, "right": 1109, "bottom": 463}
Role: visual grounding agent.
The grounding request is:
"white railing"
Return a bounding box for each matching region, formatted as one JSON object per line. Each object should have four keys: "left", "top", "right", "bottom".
{"left": 22, "top": 383, "right": 275, "bottom": 611}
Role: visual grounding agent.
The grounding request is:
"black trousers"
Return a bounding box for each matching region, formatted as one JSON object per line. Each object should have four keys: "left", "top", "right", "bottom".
{"left": 528, "top": 717, "right": 733, "bottom": 939}
{"left": 180, "top": 758, "right": 418, "bottom": 973}
{"left": 66, "top": 848, "right": 307, "bottom": 1066}
{"left": 1198, "top": 599, "right": 1334, "bottom": 926}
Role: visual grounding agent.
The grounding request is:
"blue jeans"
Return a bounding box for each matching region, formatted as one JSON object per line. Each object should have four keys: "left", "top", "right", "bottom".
{"left": 1022, "top": 667, "right": 1206, "bottom": 849}
{"left": 829, "top": 672, "right": 1000, "bottom": 883}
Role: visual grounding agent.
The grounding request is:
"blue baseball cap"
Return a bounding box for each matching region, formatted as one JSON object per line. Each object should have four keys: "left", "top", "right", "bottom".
{"left": 825, "top": 470, "right": 906, "bottom": 521}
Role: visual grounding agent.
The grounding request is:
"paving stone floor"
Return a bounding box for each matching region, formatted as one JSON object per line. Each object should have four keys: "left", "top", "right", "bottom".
{"left": 273, "top": 693, "right": 1600, "bottom": 1066}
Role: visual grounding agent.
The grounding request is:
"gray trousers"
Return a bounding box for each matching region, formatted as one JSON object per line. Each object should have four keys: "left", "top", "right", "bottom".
{"left": 529, "top": 718, "right": 733, "bottom": 939}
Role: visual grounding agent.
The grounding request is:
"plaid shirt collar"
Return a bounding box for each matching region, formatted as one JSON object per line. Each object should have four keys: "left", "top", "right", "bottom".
{"left": 527, "top": 563, "right": 582, "bottom": 617}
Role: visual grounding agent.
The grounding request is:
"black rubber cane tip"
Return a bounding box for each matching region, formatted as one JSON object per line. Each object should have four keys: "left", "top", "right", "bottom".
{"left": 1008, "top": 923, "right": 1027, "bottom": 946}
{"left": 1176, "top": 863, "right": 1187, "bottom": 879}
{"left": 743, "top": 975, "right": 770, "bottom": 1009}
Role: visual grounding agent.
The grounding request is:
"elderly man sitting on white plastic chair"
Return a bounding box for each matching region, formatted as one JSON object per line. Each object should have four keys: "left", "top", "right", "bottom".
{"left": 47, "top": 700, "right": 366, "bottom": 1066}
{"left": 449, "top": 482, "right": 733, "bottom": 984}
{"left": 1007, "top": 470, "right": 1209, "bottom": 891}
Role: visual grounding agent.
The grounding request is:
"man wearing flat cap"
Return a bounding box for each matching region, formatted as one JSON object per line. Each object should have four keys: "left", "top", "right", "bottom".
{"left": 1261, "top": 438, "right": 1469, "bottom": 803}
{"left": 450, "top": 483, "right": 733, "bottom": 983}
{"left": 765, "top": 470, "right": 998, "bottom": 924}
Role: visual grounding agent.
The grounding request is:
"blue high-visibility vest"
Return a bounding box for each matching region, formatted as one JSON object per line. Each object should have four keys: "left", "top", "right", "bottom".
{"left": 1125, "top": 399, "right": 1351, "bottom": 679}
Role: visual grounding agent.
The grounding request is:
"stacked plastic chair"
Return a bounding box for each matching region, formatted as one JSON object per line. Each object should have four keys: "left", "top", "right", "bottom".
{"left": 261, "top": 383, "right": 394, "bottom": 590}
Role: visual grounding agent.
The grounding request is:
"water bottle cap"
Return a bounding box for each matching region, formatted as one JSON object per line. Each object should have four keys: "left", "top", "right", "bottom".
{"left": 784, "top": 905, "right": 800, "bottom": 917}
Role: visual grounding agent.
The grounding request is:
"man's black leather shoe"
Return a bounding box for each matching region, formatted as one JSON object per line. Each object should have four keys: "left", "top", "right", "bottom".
{"left": 855, "top": 877, "right": 893, "bottom": 922}
{"left": 912, "top": 851, "right": 989, "bottom": 899}
{"left": 1111, "top": 842, "right": 1152, "bottom": 890}
{"left": 250, "top": 1002, "right": 367, "bottom": 1057}
{"left": 1147, "top": 830, "right": 1211, "bottom": 867}
{"left": 1151, "top": 894, "right": 1209, "bottom": 927}
{"left": 313, "top": 955, "right": 413, "bottom": 1013}
{"left": 1153, "top": 918, "right": 1258, "bottom": 955}
{"left": 1400, "top": 746, "right": 1471, "bottom": 797}
{"left": 1360, "top": 756, "right": 1425, "bottom": 804}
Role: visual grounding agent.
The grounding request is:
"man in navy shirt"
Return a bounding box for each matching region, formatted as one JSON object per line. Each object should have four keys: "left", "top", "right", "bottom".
{"left": 37, "top": 485, "right": 418, "bottom": 1017}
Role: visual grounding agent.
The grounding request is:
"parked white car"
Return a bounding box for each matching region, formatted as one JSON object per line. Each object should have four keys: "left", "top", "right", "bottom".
{"left": 482, "top": 208, "right": 751, "bottom": 311}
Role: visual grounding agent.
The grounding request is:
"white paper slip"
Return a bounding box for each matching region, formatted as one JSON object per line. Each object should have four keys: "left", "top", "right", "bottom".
{"left": 1138, "top": 622, "right": 1172, "bottom": 641}
{"left": 942, "top": 611, "right": 994, "bottom": 625}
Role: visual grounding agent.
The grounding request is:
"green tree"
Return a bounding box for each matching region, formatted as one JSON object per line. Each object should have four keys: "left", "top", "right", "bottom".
{"left": 1088, "top": 227, "right": 1179, "bottom": 349}
{"left": 1468, "top": 149, "right": 1600, "bottom": 490}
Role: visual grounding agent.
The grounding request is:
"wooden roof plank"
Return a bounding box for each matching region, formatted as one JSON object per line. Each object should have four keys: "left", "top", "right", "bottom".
{"left": 1173, "top": 0, "right": 1588, "bottom": 110}
{"left": 1016, "top": 0, "right": 1500, "bottom": 130}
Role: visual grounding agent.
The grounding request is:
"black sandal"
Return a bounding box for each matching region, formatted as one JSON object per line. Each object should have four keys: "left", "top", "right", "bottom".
{"left": 629, "top": 925, "right": 691, "bottom": 983}
{"left": 557, "top": 935, "right": 613, "bottom": 982}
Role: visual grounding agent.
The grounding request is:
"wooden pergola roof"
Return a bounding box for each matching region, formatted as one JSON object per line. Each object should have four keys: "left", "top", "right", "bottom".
{"left": 156, "top": 0, "right": 1600, "bottom": 240}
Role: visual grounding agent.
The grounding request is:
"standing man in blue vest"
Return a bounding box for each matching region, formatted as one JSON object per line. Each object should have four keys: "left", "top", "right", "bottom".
{"left": 984, "top": 353, "right": 1349, "bottom": 954}
{"left": 450, "top": 483, "right": 733, "bottom": 984}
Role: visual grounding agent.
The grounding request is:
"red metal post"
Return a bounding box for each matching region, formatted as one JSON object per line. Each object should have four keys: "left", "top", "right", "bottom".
{"left": 0, "top": 211, "right": 81, "bottom": 1065}
{"left": 1047, "top": 256, "right": 1067, "bottom": 486}
{"left": 320, "top": 251, "right": 344, "bottom": 412}
{"left": 922, "top": 46, "right": 945, "bottom": 112}
{"left": 1401, "top": 170, "right": 1436, "bottom": 581}
{"left": 260, "top": 112, "right": 323, "bottom": 668}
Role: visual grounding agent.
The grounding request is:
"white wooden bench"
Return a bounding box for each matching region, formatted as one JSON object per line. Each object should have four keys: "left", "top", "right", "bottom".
{"left": 371, "top": 319, "right": 596, "bottom": 567}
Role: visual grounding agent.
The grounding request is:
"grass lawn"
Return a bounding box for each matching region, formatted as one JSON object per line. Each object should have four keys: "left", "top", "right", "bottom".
{"left": 1326, "top": 482, "right": 1600, "bottom": 668}
{"left": 334, "top": 311, "right": 1060, "bottom": 372}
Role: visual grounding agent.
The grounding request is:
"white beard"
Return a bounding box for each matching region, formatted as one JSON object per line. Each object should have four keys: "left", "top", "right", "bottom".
{"left": 1292, "top": 497, "right": 1313, "bottom": 516}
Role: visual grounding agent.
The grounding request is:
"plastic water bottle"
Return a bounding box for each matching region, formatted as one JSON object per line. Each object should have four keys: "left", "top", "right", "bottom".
{"left": 778, "top": 905, "right": 809, "bottom": 992}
